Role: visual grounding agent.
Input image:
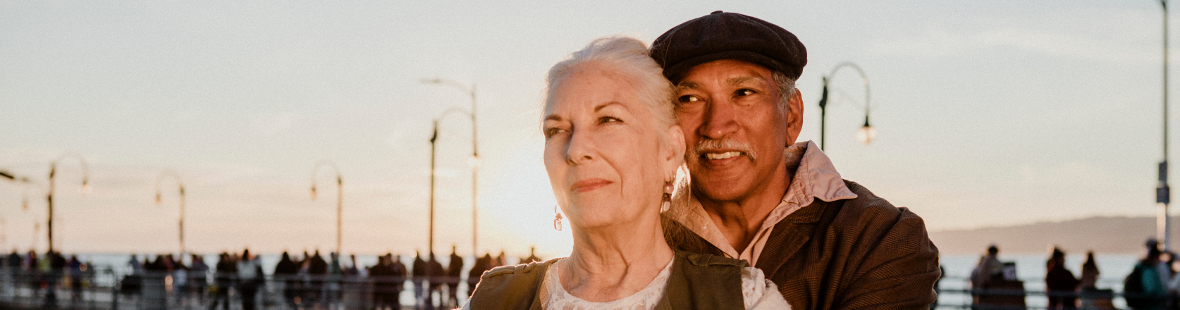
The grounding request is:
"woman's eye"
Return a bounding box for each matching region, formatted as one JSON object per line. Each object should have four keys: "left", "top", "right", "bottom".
{"left": 599, "top": 116, "right": 622, "bottom": 124}
{"left": 544, "top": 128, "right": 566, "bottom": 139}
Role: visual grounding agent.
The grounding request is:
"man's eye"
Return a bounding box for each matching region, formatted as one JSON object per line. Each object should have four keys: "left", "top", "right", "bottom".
{"left": 678, "top": 95, "right": 701, "bottom": 103}
{"left": 736, "top": 89, "right": 755, "bottom": 96}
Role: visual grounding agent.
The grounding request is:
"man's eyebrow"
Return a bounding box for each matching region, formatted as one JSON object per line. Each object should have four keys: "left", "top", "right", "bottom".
{"left": 727, "top": 76, "right": 761, "bottom": 86}
{"left": 675, "top": 82, "right": 700, "bottom": 91}
{"left": 594, "top": 101, "right": 623, "bottom": 112}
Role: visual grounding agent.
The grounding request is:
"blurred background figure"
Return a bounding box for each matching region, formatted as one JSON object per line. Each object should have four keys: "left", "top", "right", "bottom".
{"left": 445, "top": 246, "right": 463, "bottom": 308}
{"left": 209, "top": 252, "right": 235, "bottom": 310}
{"left": 412, "top": 251, "right": 425, "bottom": 309}
{"left": 189, "top": 253, "right": 209, "bottom": 304}
{"left": 1045, "top": 247, "right": 1079, "bottom": 309}
{"left": 274, "top": 251, "right": 299, "bottom": 308}
{"left": 236, "top": 249, "right": 263, "bottom": 310}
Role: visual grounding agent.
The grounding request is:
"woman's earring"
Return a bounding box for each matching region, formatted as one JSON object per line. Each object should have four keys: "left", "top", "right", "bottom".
{"left": 661, "top": 181, "right": 674, "bottom": 212}
{"left": 553, "top": 205, "right": 564, "bottom": 231}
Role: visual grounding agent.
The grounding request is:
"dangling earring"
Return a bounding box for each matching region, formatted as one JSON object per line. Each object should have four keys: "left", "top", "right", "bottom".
{"left": 661, "top": 181, "right": 673, "bottom": 212}
{"left": 553, "top": 205, "right": 564, "bottom": 231}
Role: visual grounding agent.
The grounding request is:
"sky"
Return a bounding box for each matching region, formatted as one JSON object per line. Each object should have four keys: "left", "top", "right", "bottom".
{"left": 0, "top": 1, "right": 1174, "bottom": 258}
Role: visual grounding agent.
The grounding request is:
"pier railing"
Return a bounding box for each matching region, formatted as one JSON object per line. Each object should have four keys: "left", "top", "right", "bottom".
{"left": 0, "top": 268, "right": 1155, "bottom": 309}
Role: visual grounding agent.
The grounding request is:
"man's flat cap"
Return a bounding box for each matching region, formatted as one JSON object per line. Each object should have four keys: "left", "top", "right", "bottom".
{"left": 651, "top": 11, "right": 807, "bottom": 82}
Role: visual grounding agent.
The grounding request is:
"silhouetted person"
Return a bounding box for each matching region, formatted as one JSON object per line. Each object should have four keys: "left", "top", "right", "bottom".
{"left": 426, "top": 253, "right": 443, "bottom": 310}
{"left": 412, "top": 251, "right": 426, "bottom": 309}
{"left": 1046, "top": 247, "right": 1079, "bottom": 309}
{"left": 68, "top": 255, "right": 82, "bottom": 304}
{"left": 369, "top": 254, "right": 394, "bottom": 309}
{"left": 237, "top": 249, "right": 263, "bottom": 310}
{"left": 308, "top": 250, "right": 328, "bottom": 306}
{"left": 1128, "top": 240, "right": 1167, "bottom": 310}
{"left": 189, "top": 254, "right": 209, "bottom": 303}
{"left": 445, "top": 246, "right": 463, "bottom": 307}
{"left": 466, "top": 253, "right": 492, "bottom": 296}
{"left": 523, "top": 246, "right": 540, "bottom": 263}
{"left": 326, "top": 252, "right": 343, "bottom": 307}
{"left": 45, "top": 251, "right": 66, "bottom": 308}
{"left": 391, "top": 254, "right": 407, "bottom": 308}
{"left": 274, "top": 251, "right": 299, "bottom": 307}
{"left": 208, "top": 252, "right": 235, "bottom": 310}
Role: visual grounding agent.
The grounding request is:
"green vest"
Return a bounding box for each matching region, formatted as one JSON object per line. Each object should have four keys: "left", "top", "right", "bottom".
{"left": 467, "top": 251, "right": 746, "bottom": 310}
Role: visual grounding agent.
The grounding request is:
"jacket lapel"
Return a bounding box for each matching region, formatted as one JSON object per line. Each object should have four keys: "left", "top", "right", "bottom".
{"left": 755, "top": 199, "right": 828, "bottom": 277}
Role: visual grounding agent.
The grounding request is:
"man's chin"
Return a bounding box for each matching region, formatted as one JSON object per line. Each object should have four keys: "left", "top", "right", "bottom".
{"left": 692, "top": 181, "right": 751, "bottom": 203}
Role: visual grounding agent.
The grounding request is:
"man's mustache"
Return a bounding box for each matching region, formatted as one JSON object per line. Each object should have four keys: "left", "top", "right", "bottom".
{"left": 689, "top": 138, "right": 758, "bottom": 161}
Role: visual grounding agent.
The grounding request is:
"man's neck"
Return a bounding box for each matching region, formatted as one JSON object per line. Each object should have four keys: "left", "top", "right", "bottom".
{"left": 697, "top": 159, "right": 792, "bottom": 253}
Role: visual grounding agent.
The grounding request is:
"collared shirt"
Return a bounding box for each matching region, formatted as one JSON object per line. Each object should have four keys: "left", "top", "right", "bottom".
{"left": 665, "top": 140, "right": 858, "bottom": 266}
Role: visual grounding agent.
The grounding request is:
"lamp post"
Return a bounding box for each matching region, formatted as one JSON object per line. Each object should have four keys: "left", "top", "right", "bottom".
{"left": 421, "top": 78, "right": 480, "bottom": 256}
{"left": 818, "top": 62, "right": 875, "bottom": 151}
{"left": 427, "top": 107, "right": 475, "bottom": 256}
{"left": 1158, "top": 0, "right": 1173, "bottom": 251}
{"left": 47, "top": 153, "right": 90, "bottom": 253}
{"left": 310, "top": 160, "right": 344, "bottom": 255}
{"left": 155, "top": 170, "right": 185, "bottom": 256}
{"left": 0, "top": 170, "right": 32, "bottom": 210}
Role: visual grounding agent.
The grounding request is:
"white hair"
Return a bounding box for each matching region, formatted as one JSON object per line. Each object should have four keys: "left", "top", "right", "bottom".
{"left": 542, "top": 36, "right": 676, "bottom": 133}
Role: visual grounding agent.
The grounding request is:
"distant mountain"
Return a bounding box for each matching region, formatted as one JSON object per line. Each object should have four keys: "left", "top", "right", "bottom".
{"left": 929, "top": 216, "right": 1176, "bottom": 254}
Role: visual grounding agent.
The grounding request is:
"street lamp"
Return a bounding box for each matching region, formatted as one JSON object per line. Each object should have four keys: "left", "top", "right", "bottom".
{"left": 421, "top": 77, "right": 480, "bottom": 256}
{"left": 1158, "top": 0, "right": 1173, "bottom": 251}
{"left": 427, "top": 107, "right": 474, "bottom": 256}
{"left": 155, "top": 170, "right": 186, "bottom": 256}
{"left": 47, "top": 153, "right": 90, "bottom": 253}
{"left": 818, "top": 62, "right": 874, "bottom": 150}
{"left": 0, "top": 170, "right": 32, "bottom": 210}
{"left": 310, "top": 160, "right": 344, "bottom": 255}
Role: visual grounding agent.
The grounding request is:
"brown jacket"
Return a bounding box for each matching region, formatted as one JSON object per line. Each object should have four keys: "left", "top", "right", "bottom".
{"left": 466, "top": 251, "right": 746, "bottom": 310}
{"left": 666, "top": 180, "right": 941, "bottom": 310}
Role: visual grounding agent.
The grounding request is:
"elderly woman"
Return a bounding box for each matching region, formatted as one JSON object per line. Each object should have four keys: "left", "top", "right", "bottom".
{"left": 464, "top": 37, "right": 788, "bottom": 309}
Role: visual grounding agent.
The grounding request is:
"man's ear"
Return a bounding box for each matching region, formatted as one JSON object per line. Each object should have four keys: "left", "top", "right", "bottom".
{"left": 785, "top": 88, "right": 804, "bottom": 145}
{"left": 663, "top": 125, "right": 686, "bottom": 180}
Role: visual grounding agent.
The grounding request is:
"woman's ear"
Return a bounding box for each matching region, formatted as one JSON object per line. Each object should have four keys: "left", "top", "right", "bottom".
{"left": 663, "top": 125, "right": 686, "bottom": 180}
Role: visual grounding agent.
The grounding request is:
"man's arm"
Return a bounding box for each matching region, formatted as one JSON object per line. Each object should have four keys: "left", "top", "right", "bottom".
{"left": 839, "top": 206, "right": 941, "bottom": 309}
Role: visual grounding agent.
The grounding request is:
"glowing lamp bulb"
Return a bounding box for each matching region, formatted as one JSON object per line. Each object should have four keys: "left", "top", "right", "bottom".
{"left": 155, "top": 193, "right": 162, "bottom": 205}
{"left": 81, "top": 181, "right": 92, "bottom": 194}
{"left": 310, "top": 186, "right": 318, "bottom": 200}
{"left": 856, "top": 125, "right": 877, "bottom": 145}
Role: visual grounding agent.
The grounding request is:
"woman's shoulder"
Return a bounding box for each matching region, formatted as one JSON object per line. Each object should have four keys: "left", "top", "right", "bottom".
{"left": 481, "top": 257, "right": 561, "bottom": 280}
{"left": 466, "top": 258, "right": 563, "bottom": 310}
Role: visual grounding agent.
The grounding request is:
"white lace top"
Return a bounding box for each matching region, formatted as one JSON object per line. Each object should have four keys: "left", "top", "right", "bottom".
{"left": 537, "top": 258, "right": 790, "bottom": 310}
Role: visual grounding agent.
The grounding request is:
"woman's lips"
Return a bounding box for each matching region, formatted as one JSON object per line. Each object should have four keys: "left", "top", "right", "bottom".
{"left": 571, "top": 178, "right": 612, "bottom": 193}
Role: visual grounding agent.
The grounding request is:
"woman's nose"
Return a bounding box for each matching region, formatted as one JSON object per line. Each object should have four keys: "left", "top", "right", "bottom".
{"left": 565, "top": 131, "right": 595, "bottom": 166}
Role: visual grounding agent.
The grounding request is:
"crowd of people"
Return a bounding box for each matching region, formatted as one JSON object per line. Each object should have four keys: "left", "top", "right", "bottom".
{"left": 1, "top": 250, "right": 96, "bottom": 308}
{"left": 969, "top": 239, "right": 1180, "bottom": 310}
{"left": 0, "top": 245, "right": 546, "bottom": 309}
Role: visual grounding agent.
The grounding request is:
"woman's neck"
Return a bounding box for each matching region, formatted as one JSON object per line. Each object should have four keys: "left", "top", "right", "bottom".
{"left": 559, "top": 211, "right": 674, "bottom": 302}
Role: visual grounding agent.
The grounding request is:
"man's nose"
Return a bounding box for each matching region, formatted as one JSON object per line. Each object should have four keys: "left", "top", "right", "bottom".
{"left": 700, "top": 100, "right": 738, "bottom": 140}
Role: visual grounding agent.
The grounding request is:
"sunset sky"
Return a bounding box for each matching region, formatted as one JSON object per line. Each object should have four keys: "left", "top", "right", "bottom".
{"left": 1, "top": 1, "right": 1173, "bottom": 258}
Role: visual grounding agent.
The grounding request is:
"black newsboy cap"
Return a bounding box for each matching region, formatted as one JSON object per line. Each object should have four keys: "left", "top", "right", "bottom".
{"left": 651, "top": 11, "right": 807, "bottom": 82}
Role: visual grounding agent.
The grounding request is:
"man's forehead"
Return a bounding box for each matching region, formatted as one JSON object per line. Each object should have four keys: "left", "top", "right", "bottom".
{"left": 675, "top": 61, "right": 775, "bottom": 89}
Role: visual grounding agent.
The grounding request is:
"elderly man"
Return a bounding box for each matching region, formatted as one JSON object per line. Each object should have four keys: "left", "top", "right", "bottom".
{"left": 653, "top": 11, "right": 941, "bottom": 309}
